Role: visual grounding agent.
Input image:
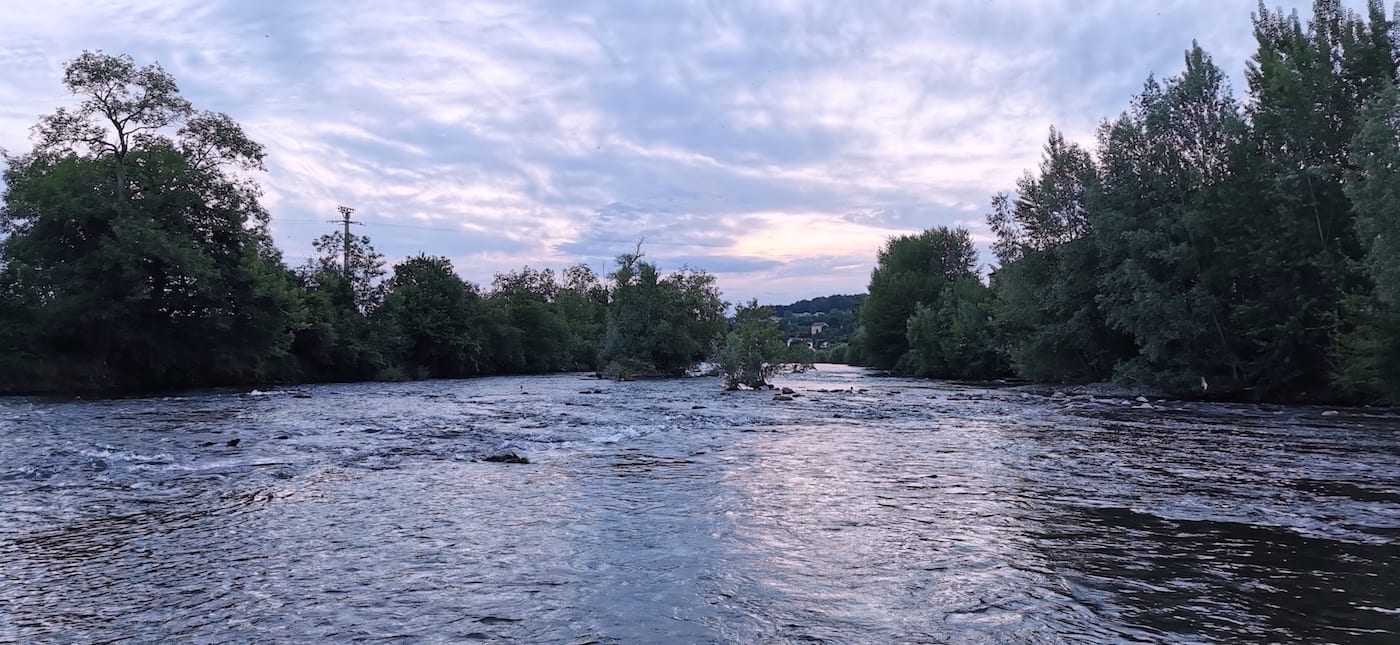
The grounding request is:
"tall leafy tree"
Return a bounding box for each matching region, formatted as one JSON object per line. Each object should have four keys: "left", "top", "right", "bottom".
{"left": 599, "top": 249, "right": 725, "bottom": 377}
{"left": 858, "top": 227, "right": 977, "bottom": 370}
{"left": 378, "top": 254, "right": 489, "bottom": 378}
{"left": 1093, "top": 45, "right": 1252, "bottom": 392}
{"left": 905, "top": 276, "right": 1005, "bottom": 379}
{"left": 0, "top": 51, "right": 294, "bottom": 391}
{"left": 1338, "top": 81, "right": 1400, "bottom": 401}
{"left": 1232, "top": 1, "right": 1397, "bottom": 396}
{"left": 555, "top": 263, "right": 609, "bottom": 371}
{"left": 487, "top": 267, "right": 571, "bottom": 373}
{"left": 988, "top": 129, "right": 1127, "bottom": 382}
{"left": 1346, "top": 79, "right": 1400, "bottom": 304}
{"left": 291, "top": 231, "right": 389, "bottom": 381}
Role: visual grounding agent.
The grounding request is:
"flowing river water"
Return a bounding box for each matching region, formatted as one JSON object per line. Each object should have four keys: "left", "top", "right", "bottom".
{"left": 1, "top": 365, "right": 1397, "bottom": 643}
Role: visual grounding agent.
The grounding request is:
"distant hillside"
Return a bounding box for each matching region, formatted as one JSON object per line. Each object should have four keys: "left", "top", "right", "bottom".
{"left": 771, "top": 294, "right": 864, "bottom": 317}
{"left": 766, "top": 294, "right": 865, "bottom": 344}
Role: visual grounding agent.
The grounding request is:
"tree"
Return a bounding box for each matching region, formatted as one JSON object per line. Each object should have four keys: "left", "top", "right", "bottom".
{"left": 599, "top": 248, "right": 726, "bottom": 378}
{"left": 714, "top": 300, "right": 787, "bottom": 389}
{"left": 1348, "top": 82, "right": 1400, "bottom": 304}
{"left": 486, "top": 266, "right": 570, "bottom": 373}
{"left": 302, "top": 230, "right": 387, "bottom": 313}
{"left": 1230, "top": 1, "right": 1397, "bottom": 396}
{"left": 1338, "top": 80, "right": 1400, "bottom": 401}
{"left": 0, "top": 51, "right": 294, "bottom": 391}
{"left": 1093, "top": 45, "right": 1253, "bottom": 392}
{"left": 289, "top": 229, "right": 391, "bottom": 382}
{"left": 555, "top": 264, "right": 609, "bottom": 370}
{"left": 906, "top": 277, "right": 1006, "bottom": 379}
{"left": 378, "top": 255, "right": 488, "bottom": 378}
{"left": 987, "top": 129, "right": 1128, "bottom": 382}
{"left": 858, "top": 227, "right": 978, "bottom": 370}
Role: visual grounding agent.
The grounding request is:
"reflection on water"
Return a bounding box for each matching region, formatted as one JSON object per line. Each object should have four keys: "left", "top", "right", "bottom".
{"left": 1, "top": 366, "right": 1396, "bottom": 642}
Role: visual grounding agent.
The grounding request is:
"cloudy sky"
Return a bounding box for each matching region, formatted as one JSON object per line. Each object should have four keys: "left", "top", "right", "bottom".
{"left": 0, "top": 0, "right": 1355, "bottom": 304}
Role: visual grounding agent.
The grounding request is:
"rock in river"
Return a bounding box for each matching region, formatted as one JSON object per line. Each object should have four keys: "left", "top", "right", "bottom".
{"left": 483, "top": 452, "right": 530, "bottom": 464}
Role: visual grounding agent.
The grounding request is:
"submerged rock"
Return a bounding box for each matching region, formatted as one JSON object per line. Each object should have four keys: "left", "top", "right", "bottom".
{"left": 483, "top": 452, "right": 530, "bottom": 464}
{"left": 773, "top": 395, "right": 794, "bottom": 402}
{"left": 226, "top": 438, "right": 240, "bottom": 447}
{"left": 781, "top": 387, "right": 795, "bottom": 394}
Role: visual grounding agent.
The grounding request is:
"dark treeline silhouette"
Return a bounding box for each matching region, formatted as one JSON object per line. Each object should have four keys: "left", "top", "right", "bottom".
{"left": 848, "top": 2, "right": 1400, "bottom": 403}
{"left": 772, "top": 295, "right": 863, "bottom": 317}
{"left": 0, "top": 52, "right": 726, "bottom": 394}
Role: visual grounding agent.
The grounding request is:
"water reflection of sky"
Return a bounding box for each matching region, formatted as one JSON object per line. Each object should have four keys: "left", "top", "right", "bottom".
{"left": 1, "top": 368, "right": 1396, "bottom": 642}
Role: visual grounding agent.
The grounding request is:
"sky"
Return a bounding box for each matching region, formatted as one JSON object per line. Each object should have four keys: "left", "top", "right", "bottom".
{"left": 0, "top": 0, "right": 1361, "bottom": 305}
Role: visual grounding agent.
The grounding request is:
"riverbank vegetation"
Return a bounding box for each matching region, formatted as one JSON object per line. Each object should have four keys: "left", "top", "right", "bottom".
{"left": 0, "top": 52, "right": 731, "bottom": 394}
{"left": 846, "top": 2, "right": 1400, "bottom": 404}
{"left": 4, "top": 3, "right": 1399, "bottom": 405}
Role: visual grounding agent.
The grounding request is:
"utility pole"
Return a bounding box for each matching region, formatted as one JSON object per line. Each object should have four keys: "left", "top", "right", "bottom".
{"left": 331, "top": 205, "right": 362, "bottom": 280}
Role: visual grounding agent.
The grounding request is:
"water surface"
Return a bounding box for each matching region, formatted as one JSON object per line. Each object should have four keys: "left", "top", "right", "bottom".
{"left": 2, "top": 365, "right": 1397, "bottom": 642}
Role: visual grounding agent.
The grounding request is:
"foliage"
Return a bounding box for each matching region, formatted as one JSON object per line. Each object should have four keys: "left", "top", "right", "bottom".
{"left": 304, "top": 232, "right": 387, "bottom": 313}
{"left": 1348, "top": 81, "right": 1400, "bottom": 304}
{"left": 554, "top": 264, "right": 610, "bottom": 371}
{"left": 1222, "top": 2, "right": 1396, "bottom": 397}
{"left": 858, "top": 227, "right": 978, "bottom": 370}
{"left": 905, "top": 277, "right": 1006, "bottom": 379}
{"left": 599, "top": 249, "right": 726, "bottom": 378}
{"left": 1091, "top": 45, "right": 1253, "bottom": 392}
{"left": 988, "top": 129, "right": 1130, "bottom": 382}
{"left": 772, "top": 294, "right": 863, "bottom": 315}
{"left": 952, "top": 3, "right": 1400, "bottom": 401}
{"left": 378, "top": 255, "right": 488, "bottom": 378}
{"left": 0, "top": 51, "right": 294, "bottom": 392}
{"left": 1339, "top": 80, "right": 1400, "bottom": 400}
{"left": 290, "top": 232, "right": 391, "bottom": 382}
{"left": 714, "top": 300, "right": 787, "bottom": 389}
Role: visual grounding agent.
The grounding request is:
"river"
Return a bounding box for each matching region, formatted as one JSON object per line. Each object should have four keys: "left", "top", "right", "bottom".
{"left": 1, "top": 365, "right": 1396, "bottom": 643}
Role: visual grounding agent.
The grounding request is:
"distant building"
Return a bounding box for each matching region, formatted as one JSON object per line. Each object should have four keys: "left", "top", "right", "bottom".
{"left": 811, "top": 322, "right": 829, "bottom": 335}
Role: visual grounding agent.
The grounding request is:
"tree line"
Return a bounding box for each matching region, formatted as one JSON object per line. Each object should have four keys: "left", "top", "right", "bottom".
{"left": 8, "top": 2, "right": 1400, "bottom": 404}
{"left": 849, "top": 1, "right": 1400, "bottom": 404}
{"left": 0, "top": 52, "right": 729, "bottom": 394}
